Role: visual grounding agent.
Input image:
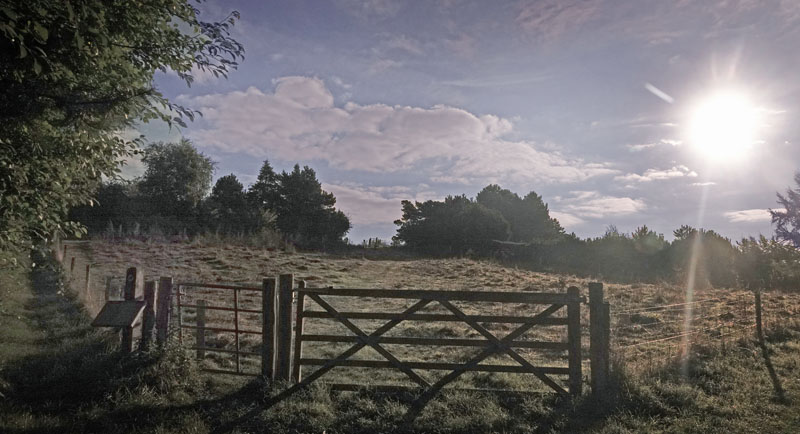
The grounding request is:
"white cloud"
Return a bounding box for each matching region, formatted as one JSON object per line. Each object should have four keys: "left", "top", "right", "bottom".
{"left": 556, "top": 191, "right": 646, "bottom": 218}
{"left": 723, "top": 209, "right": 776, "bottom": 223}
{"left": 550, "top": 211, "right": 585, "bottom": 227}
{"left": 383, "top": 34, "right": 424, "bottom": 55}
{"left": 181, "top": 76, "right": 617, "bottom": 186}
{"left": 323, "top": 183, "right": 438, "bottom": 225}
{"left": 615, "top": 165, "right": 697, "bottom": 182}
{"left": 626, "top": 138, "right": 682, "bottom": 152}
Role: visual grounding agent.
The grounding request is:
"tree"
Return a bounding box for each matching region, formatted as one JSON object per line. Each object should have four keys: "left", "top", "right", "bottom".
{"left": 771, "top": 171, "right": 800, "bottom": 248}
{"left": 139, "top": 139, "right": 214, "bottom": 219}
{"left": 248, "top": 159, "right": 281, "bottom": 212}
{"left": 476, "top": 184, "right": 563, "bottom": 243}
{"left": 273, "top": 164, "right": 350, "bottom": 247}
{"left": 206, "top": 174, "right": 250, "bottom": 234}
{"left": 0, "top": 0, "right": 244, "bottom": 252}
{"left": 393, "top": 195, "right": 509, "bottom": 254}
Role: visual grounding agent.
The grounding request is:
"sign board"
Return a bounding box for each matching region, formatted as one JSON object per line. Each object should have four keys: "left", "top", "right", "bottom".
{"left": 92, "top": 300, "right": 146, "bottom": 328}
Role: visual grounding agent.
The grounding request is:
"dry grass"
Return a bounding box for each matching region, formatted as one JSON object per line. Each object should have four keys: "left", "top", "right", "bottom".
{"left": 61, "top": 238, "right": 800, "bottom": 393}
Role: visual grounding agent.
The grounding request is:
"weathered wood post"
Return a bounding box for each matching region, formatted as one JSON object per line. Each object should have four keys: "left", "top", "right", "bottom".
{"left": 589, "top": 282, "right": 609, "bottom": 397}
{"left": 84, "top": 264, "right": 91, "bottom": 299}
{"left": 755, "top": 290, "right": 763, "bottom": 342}
{"left": 567, "top": 286, "right": 582, "bottom": 396}
{"left": 262, "top": 278, "right": 277, "bottom": 379}
{"left": 141, "top": 280, "right": 157, "bottom": 349}
{"left": 156, "top": 277, "right": 173, "bottom": 346}
{"left": 70, "top": 257, "right": 76, "bottom": 274}
{"left": 275, "top": 274, "right": 294, "bottom": 381}
{"left": 105, "top": 276, "right": 113, "bottom": 302}
{"left": 196, "top": 300, "right": 206, "bottom": 359}
{"left": 121, "top": 267, "right": 144, "bottom": 353}
{"left": 61, "top": 243, "right": 67, "bottom": 263}
{"left": 292, "top": 280, "right": 306, "bottom": 383}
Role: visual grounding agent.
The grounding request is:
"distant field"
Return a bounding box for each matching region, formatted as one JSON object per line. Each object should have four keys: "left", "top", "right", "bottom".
{"left": 64, "top": 239, "right": 800, "bottom": 391}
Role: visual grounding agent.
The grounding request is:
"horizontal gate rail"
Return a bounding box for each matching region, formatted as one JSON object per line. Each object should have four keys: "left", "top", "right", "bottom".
{"left": 179, "top": 303, "right": 262, "bottom": 314}
{"left": 176, "top": 282, "right": 262, "bottom": 292}
{"left": 298, "top": 287, "right": 578, "bottom": 303}
{"left": 298, "top": 358, "right": 570, "bottom": 374}
{"left": 302, "top": 310, "right": 569, "bottom": 324}
{"left": 299, "top": 334, "right": 570, "bottom": 349}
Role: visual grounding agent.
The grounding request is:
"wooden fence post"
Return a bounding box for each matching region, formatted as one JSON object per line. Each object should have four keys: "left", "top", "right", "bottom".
{"left": 262, "top": 278, "right": 277, "bottom": 379}
{"left": 196, "top": 300, "right": 206, "bottom": 359}
{"left": 589, "top": 282, "right": 609, "bottom": 397}
{"left": 755, "top": 290, "right": 763, "bottom": 342}
{"left": 62, "top": 244, "right": 67, "bottom": 263}
{"left": 70, "top": 257, "right": 75, "bottom": 274}
{"left": 121, "top": 267, "right": 141, "bottom": 353}
{"left": 105, "top": 276, "right": 113, "bottom": 302}
{"left": 141, "top": 280, "right": 157, "bottom": 350}
{"left": 84, "top": 264, "right": 91, "bottom": 299}
{"left": 567, "top": 286, "right": 582, "bottom": 396}
{"left": 156, "top": 277, "right": 173, "bottom": 346}
{"left": 275, "top": 274, "right": 294, "bottom": 381}
{"left": 292, "top": 280, "right": 306, "bottom": 383}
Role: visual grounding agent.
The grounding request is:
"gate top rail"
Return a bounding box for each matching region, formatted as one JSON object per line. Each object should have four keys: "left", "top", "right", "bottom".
{"left": 296, "top": 287, "right": 582, "bottom": 304}
{"left": 176, "top": 282, "right": 263, "bottom": 292}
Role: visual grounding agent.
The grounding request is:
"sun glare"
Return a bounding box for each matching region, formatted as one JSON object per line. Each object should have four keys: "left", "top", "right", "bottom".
{"left": 687, "top": 90, "right": 760, "bottom": 162}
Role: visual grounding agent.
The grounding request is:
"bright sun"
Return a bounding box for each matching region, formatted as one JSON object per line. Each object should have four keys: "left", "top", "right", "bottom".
{"left": 687, "top": 90, "right": 760, "bottom": 162}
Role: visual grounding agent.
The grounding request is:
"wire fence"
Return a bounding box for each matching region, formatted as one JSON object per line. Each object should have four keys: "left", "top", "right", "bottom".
{"left": 610, "top": 291, "right": 799, "bottom": 373}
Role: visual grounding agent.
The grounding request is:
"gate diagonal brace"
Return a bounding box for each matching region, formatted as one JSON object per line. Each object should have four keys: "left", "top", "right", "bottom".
{"left": 402, "top": 303, "right": 566, "bottom": 425}
{"left": 439, "top": 299, "right": 567, "bottom": 395}
{"left": 262, "top": 298, "right": 433, "bottom": 410}
{"left": 308, "top": 294, "right": 430, "bottom": 388}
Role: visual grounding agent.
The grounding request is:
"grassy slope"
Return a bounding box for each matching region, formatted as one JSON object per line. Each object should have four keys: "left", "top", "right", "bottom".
{"left": 1, "top": 243, "right": 800, "bottom": 433}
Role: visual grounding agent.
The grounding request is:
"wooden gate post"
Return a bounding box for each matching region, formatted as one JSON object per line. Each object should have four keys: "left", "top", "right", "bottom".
{"left": 196, "top": 300, "right": 206, "bottom": 359}
{"left": 275, "top": 274, "right": 294, "bottom": 381}
{"left": 156, "top": 277, "right": 173, "bottom": 346}
{"left": 755, "top": 290, "right": 763, "bottom": 342}
{"left": 262, "top": 278, "right": 277, "bottom": 379}
{"left": 589, "top": 282, "right": 609, "bottom": 397}
{"left": 70, "top": 257, "right": 75, "bottom": 274}
{"left": 567, "top": 286, "right": 582, "bottom": 396}
{"left": 84, "top": 264, "right": 92, "bottom": 299}
{"left": 292, "top": 280, "right": 306, "bottom": 383}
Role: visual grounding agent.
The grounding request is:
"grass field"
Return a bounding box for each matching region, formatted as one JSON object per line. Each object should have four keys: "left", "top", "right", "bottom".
{"left": 3, "top": 238, "right": 796, "bottom": 433}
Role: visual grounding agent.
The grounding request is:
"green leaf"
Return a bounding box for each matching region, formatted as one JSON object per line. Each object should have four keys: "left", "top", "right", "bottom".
{"left": 33, "top": 23, "right": 48, "bottom": 41}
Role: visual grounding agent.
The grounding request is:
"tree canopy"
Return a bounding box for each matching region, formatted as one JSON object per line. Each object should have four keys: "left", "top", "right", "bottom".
{"left": 771, "top": 171, "right": 800, "bottom": 248}
{"left": 0, "top": 0, "right": 244, "bottom": 252}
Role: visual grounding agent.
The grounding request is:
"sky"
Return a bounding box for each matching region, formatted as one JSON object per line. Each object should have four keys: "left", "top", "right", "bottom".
{"left": 136, "top": 0, "right": 800, "bottom": 243}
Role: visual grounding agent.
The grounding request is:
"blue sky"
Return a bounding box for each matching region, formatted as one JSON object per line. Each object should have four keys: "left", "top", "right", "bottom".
{"left": 137, "top": 0, "right": 800, "bottom": 243}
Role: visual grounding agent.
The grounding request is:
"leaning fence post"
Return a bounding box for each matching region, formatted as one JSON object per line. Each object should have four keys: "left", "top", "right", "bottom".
{"left": 567, "top": 286, "right": 582, "bottom": 396}
{"left": 262, "top": 278, "right": 277, "bottom": 379}
{"left": 84, "top": 264, "right": 91, "bottom": 299}
{"left": 292, "top": 280, "right": 306, "bottom": 383}
{"left": 589, "top": 282, "right": 609, "bottom": 397}
{"left": 156, "top": 277, "right": 173, "bottom": 346}
{"left": 275, "top": 273, "right": 294, "bottom": 381}
{"left": 196, "top": 300, "right": 206, "bottom": 360}
{"left": 755, "top": 290, "right": 763, "bottom": 342}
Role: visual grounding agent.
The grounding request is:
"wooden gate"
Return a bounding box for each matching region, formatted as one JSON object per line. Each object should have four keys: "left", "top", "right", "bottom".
{"left": 175, "top": 281, "right": 272, "bottom": 376}
{"left": 267, "top": 282, "right": 585, "bottom": 417}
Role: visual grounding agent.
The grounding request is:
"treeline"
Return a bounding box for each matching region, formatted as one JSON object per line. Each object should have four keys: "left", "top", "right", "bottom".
{"left": 393, "top": 185, "right": 800, "bottom": 289}
{"left": 71, "top": 139, "right": 350, "bottom": 248}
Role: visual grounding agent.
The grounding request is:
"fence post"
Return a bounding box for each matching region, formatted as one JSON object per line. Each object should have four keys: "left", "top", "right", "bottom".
{"left": 196, "top": 300, "right": 206, "bottom": 360}
{"left": 105, "top": 276, "right": 113, "bottom": 302}
{"left": 275, "top": 273, "right": 294, "bottom": 381}
{"left": 755, "top": 290, "right": 763, "bottom": 342}
{"left": 121, "top": 267, "right": 141, "bottom": 353}
{"left": 156, "top": 277, "right": 173, "bottom": 346}
{"left": 84, "top": 264, "right": 91, "bottom": 299}
{"left": 262, "top": 278, "right": 277, "bottom": 379}
{"left": 567, "top": 286, "right": 582, "bottom": 396}
{"left": 62, "top": 244, "right": 67, "bottom": 263}
{"left": 292, "top": 280, "right": 306, "bottom": 383}
{"left": 589, "top": 282, "right": 609, "bottom": 397}
{"left": 70, "top": 257, "right": 75, "bottom": 274}
{"left": 141, "top": 280, "right": 157, "bottom": 350}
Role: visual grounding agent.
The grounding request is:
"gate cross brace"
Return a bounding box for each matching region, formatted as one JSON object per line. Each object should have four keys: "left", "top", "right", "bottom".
{"left": 308, "top": 293, "right": 430, "bottom": 388}
{"left": 402, "top": 302, "right": 566, "bottom": 424}
{"left": 263, "top": 298, "right": 433, "bottom": 409}
{"left": 438, "top": 299, "right": 567, "bottom": 395}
